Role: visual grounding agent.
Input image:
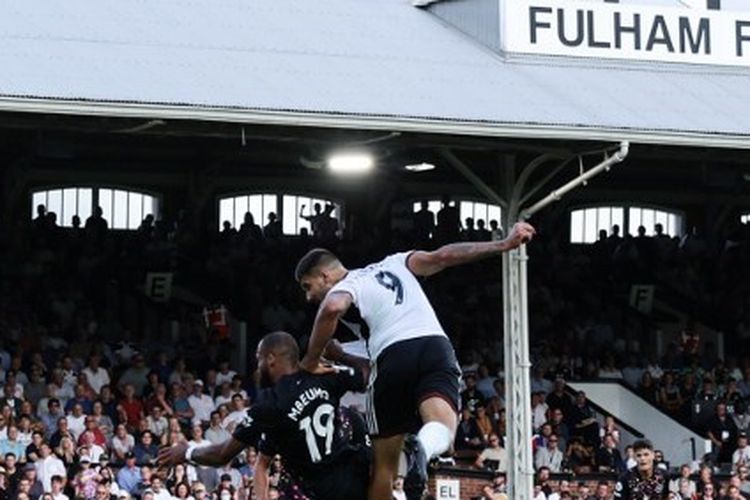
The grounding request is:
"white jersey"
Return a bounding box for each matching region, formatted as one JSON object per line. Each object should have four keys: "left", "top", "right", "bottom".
{"left": 329, "top": 252, "right": 447, "bottom": 359}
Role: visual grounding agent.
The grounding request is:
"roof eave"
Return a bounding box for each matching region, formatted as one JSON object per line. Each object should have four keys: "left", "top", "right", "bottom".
{"left": 0, "top": 96, "right": 748, "bottom": 150}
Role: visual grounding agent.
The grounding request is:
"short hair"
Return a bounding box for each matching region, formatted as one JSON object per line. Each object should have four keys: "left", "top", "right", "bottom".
{"left": 51, "top": 476, "right": 64, "bottom": 484}
{"left": 259, "top": 332, "right": 300, "bottom": 363}
{"left": 294, "top": 248, "right": 340, "bottom": 281}
{"left": 633, "top": 439, "right": 654, "bottom": 452}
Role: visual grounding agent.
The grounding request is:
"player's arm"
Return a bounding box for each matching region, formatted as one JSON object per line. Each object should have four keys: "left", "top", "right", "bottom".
{"left": 407, "top": 222, "right": 535, "bottom": 277}
{"left": 300, "top": 292, "right": 353, "bottom": 373}
{"left": 323, "top": 339, "right": 370, "bottom": 384}
{"left": 253, "top": 452, "right": 272, "bottom": 500}
{"left": 157, "top": 437, "right": 246, "bottom": 468}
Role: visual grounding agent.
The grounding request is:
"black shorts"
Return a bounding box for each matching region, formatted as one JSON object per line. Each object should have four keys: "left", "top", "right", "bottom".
{"left": 365, "top": 335, "right": 460, "bottom": 437}
{"left": 305, "top": 448, "right": 370, "bottom": 500}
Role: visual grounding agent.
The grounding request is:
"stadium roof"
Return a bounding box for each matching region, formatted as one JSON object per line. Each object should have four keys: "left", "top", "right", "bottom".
{"left": 1, "top": 0, "right": 750, "bottom": 148}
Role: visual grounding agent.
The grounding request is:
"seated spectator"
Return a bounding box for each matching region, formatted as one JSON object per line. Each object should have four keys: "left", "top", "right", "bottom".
{"left": 0, "top": 383, "right": 23, "bottom": 419}
{"left": 170, "top": 383, "right": 194, "bottom": 429}
{"left": 73, "top": 456, "right": 100, "bottom": 498}
{"left": 222, "top": 394, "right": 246, "bottom": 434}
{"left": 64, "top": 385, "right": 93, "bottom": 415}
{"left": 49, "top": 475, "right": 69, "bottom": 500}
{"left": 117, "top": 385, "right": 144, "bottom": 433}
{"left": 637, "top": 371, "right": 659, "bottom": 405}
{"left": 669, "top": 464, "right": 697, "bottom": 498}
{"left": 111, "top": 424, "right": 135, "bottom": 465}
{"left": 166, "top": 463, "right": 189, "bottom": 495}
{"left": 707, "top": 401, "right": 739, "bottom": 464}
{"left": 659, "top": 372, "right": 683, "bottom": 415}
{"left": 205, "top": 411, "right": 230, "bottom": 445}
{"left": 34, "top": 442, "right": 65, "bottom": 491}
{"left": 79, "top": 431, "right": 106, "bottom": 463}
{"left": 546, "top": 479, "right": 571, "bottom": 500}
{"left": 475, "top": 433, "right": 508, "bottom": 473}
{"left": 65, "top": 404, "right": 86, "bottom": 442}
{"left": 117, "top": 355, "right": 149, "bottom": 397}
{"left": 455, "top": 408, "right": 484, "bottom": 451}
{"left": 481, "top": 472, "right": 507, "bottom": 500}
{"left": 25, "top": 431, "right": 44, "bottom": 462}
{"left": 115, "top": 453, "right": 142, "bottom": 495}
{"left": 145, "top": 406, "right": 168, "bottom": 443}
{"left": 532, "top": 392, "right": 548, "bottom": 432}
{"left": 54, "top": 436, "right": 77, "bottom": 469}
{"left": 90, "top": 401, "right": 114, "bottom": 443}
{"left": 40, "top": 399, "right": 64, "bottom": 439}
{"left": 187, "top": 380, "right": 214, "bottom": 428}
{"left": 595, "top": 433, "right": 624, "bottom": 474}
{"left": 475, "top": 406, "right": 494, "bottom": 441}
{"left": 548, "top": 408, "right": 570, "bottom": 451}
{"left": 133, "top": 431, "right": 158, "bottom": 466}
{"left": 546, "top": 379, "right": 573, "bottom": 418}
{"left": 589, "top": 481, "right": 610, "bottom": 500}
{"left": 149, "top": 477, "right": 171, "bottom": 500}
{"left": 0, "top": 426, "right": 27, "bottom": 461}
{"left": 461, "top": 373, "right": 486, "bottom": 415}
{"left": 535, "top": 433, "right": 564, "bottom": 473}
{"left": 565, "top": 437, "right": 595, "bottom": 474}
{"left": 391, "top": 475, "right": 407, "bottom": 500}
{"left": 733, "top": 431, "right": 750, "bottom": 470}
{"left": 78, "top": 416, "right": 107, "bottom": 448}
{"left": 213, "top": 383, "right": 233, "bottom": 409}
{"left": 599, "top": 415, "right": 621, "bottom": 445}
{"left": 570, "top": 391, "right": 600, "bottom": 448}
{"left": 21, "top": 464, "right": 45, "bottom": 499}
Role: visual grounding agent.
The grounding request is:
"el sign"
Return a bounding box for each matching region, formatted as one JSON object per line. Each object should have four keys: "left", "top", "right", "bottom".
{"left": 503, "top": 0, "right": 750, "bottom": 67}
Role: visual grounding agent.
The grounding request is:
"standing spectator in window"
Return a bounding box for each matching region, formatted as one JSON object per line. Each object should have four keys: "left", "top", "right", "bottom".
{"left": 263, "top": 213, "right": 282, "bottom": 240}
{"left": 708, "top": 401, "right": 739, "bottom": 464}
{"left": 413, "top": 201, "right": 435, "bottom": 244}
{"left": 535, "top": 433, "right": 564, "bottom": 473}
{"left": 476, "top": 219, "right": 491, "bottom": 241}
{"left": 299, "top": 204, "right": 324, "bottom": 238}
{"left": 489, "top": 220, "right": 504, "bottom": 240}
{"left": 435, "top": 195, "right": 461, "bottom": 244}
{"left": 475, "top": 433, "right": 508, "bottom": 473}
{"left": 238, "top": 212, "right": 263, "bottom": 243}
{"left": 463, "top": 218, "right": 478, "bottom": 241}
{"left": 84, "top": 206, "right": 108, "bottom": 246}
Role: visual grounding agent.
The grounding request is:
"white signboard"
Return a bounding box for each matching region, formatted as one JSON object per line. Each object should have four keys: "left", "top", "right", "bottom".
{"left": 502, "top": 0, "right": 750, "bottom": 67}
{"left": 436, "top": 479, "right": 460, "bottom": 500}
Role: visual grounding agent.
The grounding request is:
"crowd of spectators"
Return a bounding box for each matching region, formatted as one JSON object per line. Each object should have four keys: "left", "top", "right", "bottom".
{"left": 5, "top": 197, "right": 750, "bottom": 499}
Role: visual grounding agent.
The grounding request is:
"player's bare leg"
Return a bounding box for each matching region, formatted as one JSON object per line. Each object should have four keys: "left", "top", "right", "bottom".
{"left": 369, "top": 434, "right": 405, "bottom": 500}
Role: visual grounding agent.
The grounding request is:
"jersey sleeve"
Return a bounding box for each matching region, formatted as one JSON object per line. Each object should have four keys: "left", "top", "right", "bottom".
{"left": 231, "top": 403, "right": 276, "bottom": 446}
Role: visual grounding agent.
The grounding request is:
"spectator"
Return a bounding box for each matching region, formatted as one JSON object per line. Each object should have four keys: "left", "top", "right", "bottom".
{"left": 117, "top": 385, "right": 144, "bottom": 432}
{"left": 49, "top": 475, "right": 68, "bottom": 500}
{"left": 546, "top": 379, "right": 573, "bottom": 417}
{"left": 40, "top": 399, "right": 63, "bottom": 439}
{"left": 64, "top": 385, "right": 93, "bottom": 417}
{"left": 65, "top": 404, "right": 86, "bottom": 442}
{"left": 392, "top": 475, "right": 407, "bottom": 500}
{"left": 54, "top": 436, "right": 76, "bottom": 469}
{"left": 78, "top": 416, "right": 107, "bottom": 448}
{"left": 25, "top": 431, "right": 44, "bottom": 462}
{"left": 263, "top": 212, "right": 282, "bottom": 240}
{"left": 566, "top": 437, "right": 595, "bottom": 475}
{"left": 205, "top": 412, "right": 230, "bottom": 445}
{"left": 570, "top": 391, "right": 601, "bottom": 448}
{"left": 455, "top": 408, "right": 484, "bottom": 451}
{"left": 596, "top": 433, "right": 625, "bottom": 474}
{"left": 708, "top": 401, "right": 739, "bottom": 464}
{"left": 0, "top": 426, "right": 26, "bottom": 460}
{"left": 535, "top": 433, "right": 564, "bottom": 473}
{"left": 115, "top": 453, "right": 142, "bottom": 496}
{"left": 0, "top": 384, "right": 22, "bottom": 419}
{"left": 34, "top": 442, "right": 65, "bottom": 492}
{"left": 82, "top": 355, "right": 110, "bottom": 395}
{"left": 669, "top": 464, "right": 697, "bottom": 498}
{"left": 475, "top": 433, "right": 508, "bottom": 473}
{"left": 21, "top": 464, "right": 45, "bottom": 499}
{"left": 733, "top": 432, "right": 750, "bottom": 471}
{"left": 481, "top": 472, "right": 507, "bottom": 500}
{"left": 90, "top": 401, "right": 114, "bottom": 443}
{"left": 222, "top": 395, "right": 246, "bottom": 434}
{"left": 590, "top": 480, "right": 610, "bottom": 500}
{"left": 133, "top": 431, "right": 158, "bottom": 466}
{"left": 145, "top": 406, "right": 167, "bottom": 443}
{"left": 149, "top": 477, "right": 171, "bottom": 500}
{"left": 413, "top": 201, "right": 435, "bottom": 244}
{"left": 73, "top": 456, "right": 100, "bottom": 499}
{"left": 187, "top": 380, "right": 213, "bottom": 427}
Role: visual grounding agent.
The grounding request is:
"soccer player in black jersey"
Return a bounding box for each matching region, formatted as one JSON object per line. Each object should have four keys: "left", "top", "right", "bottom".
{"left": 613, "top": 439, "right": 668, "bottom": 499}
{"left": 157, "top": 331, "right": 371, "bottom": 500}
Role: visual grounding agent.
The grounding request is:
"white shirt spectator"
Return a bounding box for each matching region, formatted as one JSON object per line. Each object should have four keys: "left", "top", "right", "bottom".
{"left": 17, "top": 430, "right": 32, "bottom": 447}
{"left": 112, "top": 433, "right": 135, "bottom": 458}
{"left": 52, "top": 492, "right": 70, "bottom": 500}
{"left": 534, "top": 446, "right": 564, "bottom": 473}
{"left": 215, "top": 370, "right": 237, "bottom": 386}
{"left": 146, "top": 416, "right": 168, "bottom": 438}
{"left": 82, "top": 367, "right": 110, "bottom": 394}
{"left": 188, "top": 392, "right": 214, "bottom": 425}
{"left": 733, "top": 444, "right": 750, "bottom": 469}
{"left": 66, "top": 414, "right": 86, "bottom": 441}
{"left": 532, "top": 402, "right": 548, "bottom": 432}
{"left": 151, "top": 488, "right": 172, "bottom": 500}
{"left": 214, "top": 394, "right": 232, "bottom": 409}
{"left": 205, "top": 425, "right": 231, "bottom": 445}
{"left": 86, "top": 443, "right": 106, "bottom": 463}
{"left": 36, "top": 454, "right": 66, "bottom": 491}
{"left": 223, "top": 410, "right": 246, "bottom": 433}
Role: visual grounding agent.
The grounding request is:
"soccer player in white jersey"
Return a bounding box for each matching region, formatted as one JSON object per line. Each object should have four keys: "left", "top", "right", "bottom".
{"left": 296, "top": 221, "right": 536, "bottom": 500}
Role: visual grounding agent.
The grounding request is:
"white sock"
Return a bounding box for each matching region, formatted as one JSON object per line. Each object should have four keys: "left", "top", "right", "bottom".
{"left": 417, "top": 422, "right": 453, "bottom": 459}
